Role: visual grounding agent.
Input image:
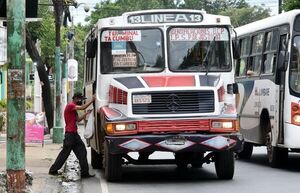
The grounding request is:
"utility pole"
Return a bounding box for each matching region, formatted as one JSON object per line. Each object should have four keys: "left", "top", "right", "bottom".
{"left": 279, "top": 0, "right": 283, "bottom": 14}
{"left": 68, "top": 16, "right": 75, "bottom": 100}
{"left": 52, "top": 0, "right": 64, "bottom": 143}
{"left": 6, "top": 0, "right": 26, "bottom": 192}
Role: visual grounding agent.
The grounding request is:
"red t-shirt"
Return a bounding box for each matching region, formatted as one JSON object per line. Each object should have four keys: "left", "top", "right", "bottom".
{"left": 64, "top": 102, "right": 78, "bottom": 133}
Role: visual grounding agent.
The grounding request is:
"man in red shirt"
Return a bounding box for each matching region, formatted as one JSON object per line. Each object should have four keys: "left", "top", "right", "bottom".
{"left": 49, "top": 92, "right": 95, "bottom": 178}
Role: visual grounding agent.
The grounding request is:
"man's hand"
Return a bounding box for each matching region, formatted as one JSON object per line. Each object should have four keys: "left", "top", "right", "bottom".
{"left": 86, "top": 109, "right": 93, "bottom": 114}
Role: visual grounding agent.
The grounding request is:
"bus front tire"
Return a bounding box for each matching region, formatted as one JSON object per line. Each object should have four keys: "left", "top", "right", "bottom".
{"left": 104, "top": 142, "right": 122, "bottom": 181}
{"left": 214, "top": 151, "right": 234, "bottom": 180}
{"left": 175, "top": 152, "right": 189, "bottom": 169}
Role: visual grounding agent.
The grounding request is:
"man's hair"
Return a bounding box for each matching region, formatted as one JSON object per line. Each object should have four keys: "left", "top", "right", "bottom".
{"left": 72, "top": 92, "right": 86, "bottom": 100}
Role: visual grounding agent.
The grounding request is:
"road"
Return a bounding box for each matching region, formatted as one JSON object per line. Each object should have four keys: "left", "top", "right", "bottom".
{"left": 80, "top": 147, "right": 300, "bottom": 193}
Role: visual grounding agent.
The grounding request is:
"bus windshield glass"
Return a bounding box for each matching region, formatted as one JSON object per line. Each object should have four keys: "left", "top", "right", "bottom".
{"left": 168, "top": 27, "right": 231, "bottom": 72}
{"left": 290, "top": 36, "right": 300, "bottom": 93}
{"left": 100, "top": 28, "right": 164, "bottom": 74}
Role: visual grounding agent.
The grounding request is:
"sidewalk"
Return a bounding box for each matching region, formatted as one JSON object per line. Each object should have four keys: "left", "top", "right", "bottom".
{"left": 0, "top": 133, "right": 64, "bottom": 192}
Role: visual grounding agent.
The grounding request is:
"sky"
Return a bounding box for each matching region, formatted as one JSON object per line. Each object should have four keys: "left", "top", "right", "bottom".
{"left": 69, "top": 0, "right": 99, "bottom": 25}
{"left": 246, "top": 0, "right": 279, "bottom": 15}
{"left": 71, "top": 0, "right": 279, "bottom": 25}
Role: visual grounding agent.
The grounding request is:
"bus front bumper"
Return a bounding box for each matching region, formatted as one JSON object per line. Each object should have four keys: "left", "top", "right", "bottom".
{"left": 105, "top": 133, "right": 244, "bottom": 154}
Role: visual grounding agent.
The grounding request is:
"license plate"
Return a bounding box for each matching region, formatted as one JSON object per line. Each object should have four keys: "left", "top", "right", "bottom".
{"left": 132, "top": 94, "right": 152, "bottom": 104}
{"left": 166, "top": 137, "right": 186, "bottom": 145}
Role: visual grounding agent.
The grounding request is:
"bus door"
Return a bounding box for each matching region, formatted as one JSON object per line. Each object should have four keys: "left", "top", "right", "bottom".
{"left": 236, "top": 35, "right": 262, "bottom": 144}
{"left": 276, "top": 28, "right": 289, "bottom": 145}
{"left": 257, "top": 29, "right": 281, "bottom": 146}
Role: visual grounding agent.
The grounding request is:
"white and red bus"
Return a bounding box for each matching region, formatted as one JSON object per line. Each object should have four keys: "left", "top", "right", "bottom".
{"left": 83, "top": 9, "right": 242, "bottom": 181}
{"left": 235, "top": 10, "right": 300, "bottom": 167}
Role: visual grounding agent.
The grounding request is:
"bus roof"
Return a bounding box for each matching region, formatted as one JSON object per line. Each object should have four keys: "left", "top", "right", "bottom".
{"left": 95, "top": 9, "right": 231, "bottom": 28}
{"left": 236, "top": 9, "right": 300, "bottom": 36}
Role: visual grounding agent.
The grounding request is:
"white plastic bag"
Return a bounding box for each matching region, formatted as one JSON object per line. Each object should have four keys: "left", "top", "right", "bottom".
{"left": 84, "top": 112, "right": 95, "bottom": 139}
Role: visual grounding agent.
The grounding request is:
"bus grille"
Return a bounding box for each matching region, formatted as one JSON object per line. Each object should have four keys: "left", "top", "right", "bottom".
{"left": 132, "top": 91, "right": 215, "bottom": 114}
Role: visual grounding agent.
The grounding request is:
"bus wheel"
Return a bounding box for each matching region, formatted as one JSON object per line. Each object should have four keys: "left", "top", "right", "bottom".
{"left": 266, "top": 132, "right": 288, "bottom": 168}
{"left": 214, "top": 151, "right": 234, "bottom": 180}
{"left": 91, "top": 148, "right": 103, "bottom": 169}
{"left": 104, "top": 142, "right": 122, "bottom": 181}
{"left": 191, "top": 152, "right": 204, "bottom": 168}
{"left": 237, "top": 142, "right": 253, "bottom": 159}
{"left": 175, "top": 153, "right": 189, "bottom": 169}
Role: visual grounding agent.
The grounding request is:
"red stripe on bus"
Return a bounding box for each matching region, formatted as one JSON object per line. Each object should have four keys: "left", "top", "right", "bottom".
{"left": 142, "top": 76, "right": 195, "bottom": 87}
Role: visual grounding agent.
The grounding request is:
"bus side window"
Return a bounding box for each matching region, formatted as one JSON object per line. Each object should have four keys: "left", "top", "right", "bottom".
{"left": 249, "top": 33, "right": 264, "bottom": 76}
{"left": 236, "top": 37, "right": 250, "bottom": 77}
{"left": 262, "top": 30, "right": 279, "bottom": 74}
{"left": 290, "top": 36, "right": 300, "bottom": 91}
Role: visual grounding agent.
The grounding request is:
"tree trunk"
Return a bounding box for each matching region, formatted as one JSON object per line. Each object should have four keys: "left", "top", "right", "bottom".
{"left": 25, "top": 29, "right": 54, "bottom": 130}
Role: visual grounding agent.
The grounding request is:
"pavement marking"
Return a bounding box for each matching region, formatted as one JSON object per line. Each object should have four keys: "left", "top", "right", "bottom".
{"left": 99, "top": 172, "right": 109, "bottom": 193}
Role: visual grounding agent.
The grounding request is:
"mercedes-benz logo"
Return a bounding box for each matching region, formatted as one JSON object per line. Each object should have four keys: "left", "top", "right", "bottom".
{"left": 166, "top": 94, "right": 181, "bottom": 112}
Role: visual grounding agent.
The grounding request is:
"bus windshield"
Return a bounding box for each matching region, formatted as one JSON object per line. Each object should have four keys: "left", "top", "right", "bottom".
{"left": 290, "top": 36, "right": 300, "bottom": 93}
{"left": 168, "top": 27, "right": 231, "bottom": 72}
{"left": 100, "top": 28, "right": 164, "bottom": 74}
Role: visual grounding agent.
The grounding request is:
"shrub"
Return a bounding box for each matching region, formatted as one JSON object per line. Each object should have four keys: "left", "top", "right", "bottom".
{"left": 0, "top": 99, "right": 6, "bottom": 112}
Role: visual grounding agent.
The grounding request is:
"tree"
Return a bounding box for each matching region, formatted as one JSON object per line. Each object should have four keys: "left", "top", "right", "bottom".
{"left": 180, "top": 0, "right": 248, "bottom": 14}
{"left": 89, "top": 0, "right": 181, "bottom": 25}
{"left": 73, "top": 24, "right": 88, "bottom": 92}
{"left": 88, "top": 0, "right": 270, "bottom": 27}
{"left": 26, "top": 5, "right": 56, "bottom": 130}
{"left": 283, "top": 0, "right": 300, "bottom": 11}
{"left": 221, "top": 6, "right": 271, "bottom": 27}
{"left": 26, "top": 0, "right": 69, "bottom": 130}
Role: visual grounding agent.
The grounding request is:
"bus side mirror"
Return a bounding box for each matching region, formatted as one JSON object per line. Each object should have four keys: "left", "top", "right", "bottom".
{"left": 232, "top": 40, "right": 240, "bottom": 60}
{"left": 227, "top": 83, "right": 239, "bottom": 94}
{"left": 278, "top": 51, "right": 289, "bottom": 71}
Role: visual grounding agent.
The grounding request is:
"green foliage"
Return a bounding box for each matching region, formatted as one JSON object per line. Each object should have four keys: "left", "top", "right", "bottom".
{"left": 88, "top": 0, "right": 270, "bottom": 27}
{"left": 283, "top": 0, "right": 300, "bottom": 11}
{"left": 221, "top": 6, "right": 271, "bottom": 27}
{"left": 0, "top": 99, "right": 6, "bottom": 111}
{"left": 0, "top": 99, "right": 6, "bottom": 131}
{"left": 89, "top": 0, "right": 181, "bottom": 25}
{"left": 27, "top": 0, "right": 68, "bottom": 68}
{"left": 180, "top": 0, "right": 249, "bottom": 14}
{"left": 0, "top": 114, "right": 4, "bottom": 132}
{"left": 73, "top": 24, "right": 89, "bottom": 92}
{"left": 26, "top": 100, "right": 33, "bottom": 111}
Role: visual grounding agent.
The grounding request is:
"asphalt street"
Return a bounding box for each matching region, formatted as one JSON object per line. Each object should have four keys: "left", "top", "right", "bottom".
{"left": 80, "top": 147, "right": 300, "bottom": 193}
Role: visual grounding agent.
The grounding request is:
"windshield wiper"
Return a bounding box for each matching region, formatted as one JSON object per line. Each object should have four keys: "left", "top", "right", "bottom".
{"left": 203, "top": 36, "right": 216, "bottom": 75}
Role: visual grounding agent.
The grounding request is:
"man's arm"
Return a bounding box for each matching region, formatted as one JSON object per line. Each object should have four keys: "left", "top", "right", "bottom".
{"left": 77, "top": 109, "right": 92, "bottom": 122}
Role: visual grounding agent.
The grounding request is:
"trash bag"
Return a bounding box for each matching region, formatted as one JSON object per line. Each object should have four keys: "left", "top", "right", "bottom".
{"left": 84, "top": 111, "right": 94, "bottom": 139}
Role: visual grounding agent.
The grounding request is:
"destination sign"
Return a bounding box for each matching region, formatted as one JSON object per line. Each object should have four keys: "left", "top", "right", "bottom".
{"left": 128, "top": 13, "right": 203, "bottom": 24}
{"left": 101, "top": 30, "right": 141, "bottom": 42}
{"left": 169, "top": 27, "right": 229, "bottom": 41}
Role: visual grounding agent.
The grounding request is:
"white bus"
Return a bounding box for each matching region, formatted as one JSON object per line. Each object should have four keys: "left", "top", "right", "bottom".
{"left": 235, "top": 10, "right": 300, "bottom": 167}
{"left": 84, "top": 9, "right": 242, "bottom": 181}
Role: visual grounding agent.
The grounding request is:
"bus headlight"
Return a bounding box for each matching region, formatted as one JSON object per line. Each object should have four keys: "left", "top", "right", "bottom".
{"left": 292, "top": 114, "right": 300, "bottom": 124}
{"left": 106, "top": 123, "right": 137, "bottom": 134}
{"left": 115, "top": 124, "right": 126, "bottom": 131}
{"left": 211, "top": 121, "right": 233, "bottom": 129}
{"left": 115, "top": 123, "right": 137, "bottom": 131}
{"left": 222, "top": 122, "right": 233, "bottom": 128}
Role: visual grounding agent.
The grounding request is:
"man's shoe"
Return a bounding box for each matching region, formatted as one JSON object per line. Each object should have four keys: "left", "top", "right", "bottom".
{"left": 48, "top": 170, "right": 58, "bottom": 175}
{"left": 81, "top": 174, "right": 95, "bottom": 178}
